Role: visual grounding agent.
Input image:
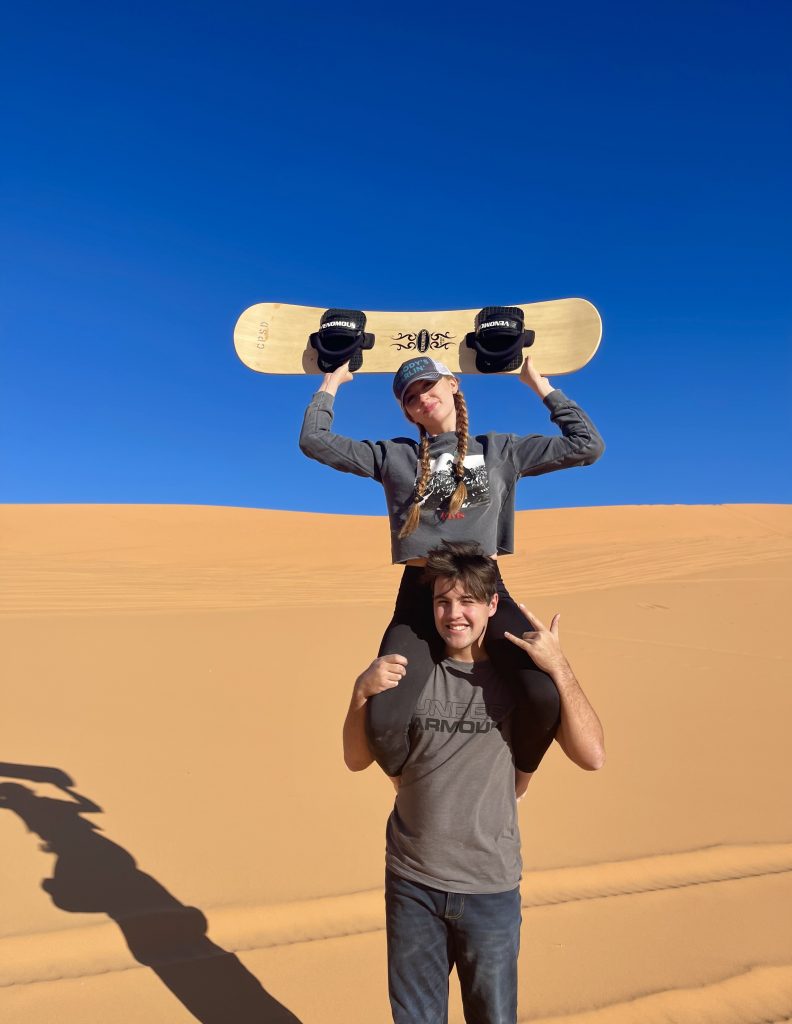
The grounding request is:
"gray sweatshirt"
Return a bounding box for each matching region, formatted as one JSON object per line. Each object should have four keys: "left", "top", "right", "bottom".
{"left": 299, "top": 388, "right": 604, "bottom": 564}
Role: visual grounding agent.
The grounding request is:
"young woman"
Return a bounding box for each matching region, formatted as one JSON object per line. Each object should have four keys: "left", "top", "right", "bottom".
{"left": 299, "top": 354, "right": 604, "bottom": 777}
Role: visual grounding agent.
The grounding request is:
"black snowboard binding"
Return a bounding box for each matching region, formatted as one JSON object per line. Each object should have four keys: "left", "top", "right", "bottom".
{"left": 465, "top": 306, "right": 535, "bottom": 373}
{"left": 310, "top": 309, "right": 375, "bottom": 372}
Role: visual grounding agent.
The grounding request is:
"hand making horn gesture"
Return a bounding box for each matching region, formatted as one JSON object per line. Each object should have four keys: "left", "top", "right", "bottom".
{"left": 504, "top": 606, "right": 567, "bottom": 675}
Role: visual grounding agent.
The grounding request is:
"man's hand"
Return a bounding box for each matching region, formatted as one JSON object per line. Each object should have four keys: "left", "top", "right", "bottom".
{"left": 354, "top": 654, "right": 408, "bottom": 703}
{"left": 344, "top": 655, "right": 408, "bottom": 773}
{"left": 519, "top": 355, "right": 554, "bottom": 399}
{"left": 504, "top": 607, "right": 568, "bottom": 675}
{"left": 506, "top": 606, "right": 605, "bottom": 771}
{"left": 319, "top": 362, "right": 354, "bottom": 395}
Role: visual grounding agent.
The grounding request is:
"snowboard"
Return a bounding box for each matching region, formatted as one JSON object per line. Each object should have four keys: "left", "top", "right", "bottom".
{"left": 233, "top": 297, "right": 601, "bottom": 376}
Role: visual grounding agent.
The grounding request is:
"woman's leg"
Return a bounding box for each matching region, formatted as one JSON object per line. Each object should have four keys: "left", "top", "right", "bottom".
{"left": 486, "top": 577, "right": 561, "bottom": 773}
{"left": 367, "top": 568, "right": 443, "bottom": 777}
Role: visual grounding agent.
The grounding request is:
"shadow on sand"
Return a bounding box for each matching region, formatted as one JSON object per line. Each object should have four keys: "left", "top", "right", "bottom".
{"left": 0, "top": 762, "right": 303, "bottom": 1023}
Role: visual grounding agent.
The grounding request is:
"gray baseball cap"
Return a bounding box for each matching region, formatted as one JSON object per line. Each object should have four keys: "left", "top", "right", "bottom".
{"left": 393, "top": 357, "right": 454, "bottom": 407}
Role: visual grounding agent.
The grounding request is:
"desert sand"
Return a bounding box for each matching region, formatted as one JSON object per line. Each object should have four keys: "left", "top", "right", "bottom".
{"left": 1, "top": 502, "right": 791, "bottom": 1023}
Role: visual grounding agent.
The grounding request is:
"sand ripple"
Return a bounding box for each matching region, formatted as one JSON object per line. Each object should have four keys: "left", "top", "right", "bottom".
{"left": 2, "top": 843, "right": 790, "bottom": 989}
{"left": 523, "top": 964, "right": 792, "bottom": 1023}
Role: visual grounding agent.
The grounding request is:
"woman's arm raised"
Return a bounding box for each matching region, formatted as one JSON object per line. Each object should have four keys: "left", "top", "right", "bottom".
{"left": 519, "top": 353, "right": 556, "bottom": 399}
{"left": 317, "top": 363, "right": 354, "bottom": 396}
{"left": 508, "top": 356, "right": 605, "bottom": 476}
{"left": 299, "top": 363, "right": 388, "bottom": 480}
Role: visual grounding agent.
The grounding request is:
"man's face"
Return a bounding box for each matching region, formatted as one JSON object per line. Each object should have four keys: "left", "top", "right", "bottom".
{"left": 432, "top": 577, "right": 497, "bottom": 658}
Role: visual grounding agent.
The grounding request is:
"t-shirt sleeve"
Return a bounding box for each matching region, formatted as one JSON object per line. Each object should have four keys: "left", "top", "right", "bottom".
{"left": 298, "top": 390, "right": 388, "bottom": 481}
{"left": 507, "top": 389, "right": 605, "bottom": 477}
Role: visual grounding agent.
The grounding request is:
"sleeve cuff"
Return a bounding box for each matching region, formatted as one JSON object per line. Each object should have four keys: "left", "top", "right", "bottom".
{"left": 543, "top": 388, "right": 569, "bottom": 410}
{"left": 312, "top": 389, "right": 335, "bottom": 409}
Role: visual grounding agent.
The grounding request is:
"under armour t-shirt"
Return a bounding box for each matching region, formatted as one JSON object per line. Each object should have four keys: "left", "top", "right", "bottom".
{"left": 385, "top": 657, "right": 521, "bottom": 893}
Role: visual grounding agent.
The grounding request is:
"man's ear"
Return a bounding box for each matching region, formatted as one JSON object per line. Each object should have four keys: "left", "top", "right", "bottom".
{"left": 488, "top": 592, "right": 498, "bottom": 618}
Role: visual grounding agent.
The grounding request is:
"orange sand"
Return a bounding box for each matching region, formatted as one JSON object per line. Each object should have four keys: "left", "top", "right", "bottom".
{"left": 1, "top": 503, "right": 791, "bottom": 1023}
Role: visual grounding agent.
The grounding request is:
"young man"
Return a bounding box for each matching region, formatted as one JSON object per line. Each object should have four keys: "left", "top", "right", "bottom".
{"left": 343, "top": 541, "right": 605, "bottom": 1024}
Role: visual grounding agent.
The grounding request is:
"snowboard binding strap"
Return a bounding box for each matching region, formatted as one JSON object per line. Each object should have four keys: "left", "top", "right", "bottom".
{"left": 465, "top": 306, "right": 534, "bottom": 373}
{"left": 310, "top": 309, "right": 375, "bottom": 372}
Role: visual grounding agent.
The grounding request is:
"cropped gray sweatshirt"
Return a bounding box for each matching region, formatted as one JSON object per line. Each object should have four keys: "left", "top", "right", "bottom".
{"left": 299, "top": 389, "right": 604, "bottom": 564}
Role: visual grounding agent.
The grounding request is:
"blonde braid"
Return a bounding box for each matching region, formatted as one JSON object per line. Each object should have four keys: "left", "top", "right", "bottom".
{"left": 447, "top": 390, "right": 469, "bottom": 514}
{"left": 398, "top": 426, "right": 432, "bottom": 539}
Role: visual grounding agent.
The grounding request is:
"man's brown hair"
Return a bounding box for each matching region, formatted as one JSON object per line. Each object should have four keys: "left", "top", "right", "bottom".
{"left": 422, "top": 541, "right": 498, "bottom": 603}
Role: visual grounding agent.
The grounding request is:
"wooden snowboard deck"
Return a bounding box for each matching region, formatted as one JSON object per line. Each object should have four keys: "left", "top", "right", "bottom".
{"left": 233, "top": 298, "right": 601, "bottom": 375}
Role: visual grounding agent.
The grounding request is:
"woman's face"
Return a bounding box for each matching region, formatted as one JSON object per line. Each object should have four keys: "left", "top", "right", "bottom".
{"left": 402, "top": 375, "right": 459, "bottom": 434}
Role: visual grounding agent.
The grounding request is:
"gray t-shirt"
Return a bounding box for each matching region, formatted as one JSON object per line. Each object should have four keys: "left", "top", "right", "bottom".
{"left": 299, "top": 388, "right": 604, "bottom": 564}
{"left": 385, "top": 658, "right": 521, "bottom": 894}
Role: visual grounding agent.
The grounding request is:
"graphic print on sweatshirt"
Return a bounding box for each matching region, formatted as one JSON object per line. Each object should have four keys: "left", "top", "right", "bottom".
{"left": 413, "top": 453, "right": 491, "bottom": 519}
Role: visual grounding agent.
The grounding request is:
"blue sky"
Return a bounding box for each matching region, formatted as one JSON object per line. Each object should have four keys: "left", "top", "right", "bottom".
{"left": 2, "top": 0, "right": 790, "bottom": 515}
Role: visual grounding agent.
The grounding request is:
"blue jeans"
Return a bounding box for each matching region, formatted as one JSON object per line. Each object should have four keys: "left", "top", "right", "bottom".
{"left": 385, "top": 869, "right": 522, "bottom": 1024}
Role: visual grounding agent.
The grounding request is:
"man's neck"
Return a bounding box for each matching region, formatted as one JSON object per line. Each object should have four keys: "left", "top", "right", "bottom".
{"left": 444, "top": 641, "right": 489, "bottom": 664}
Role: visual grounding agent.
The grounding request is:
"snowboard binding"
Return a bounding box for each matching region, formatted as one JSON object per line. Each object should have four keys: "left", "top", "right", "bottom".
{"left": 465, "top": 306, "right": 535, "bottom": 373}
{"left": 310, "top": 309, "right": 375, "bottom": 372}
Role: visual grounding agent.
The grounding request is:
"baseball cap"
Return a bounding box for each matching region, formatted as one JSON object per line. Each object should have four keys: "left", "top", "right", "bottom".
{"left": 392, "top": 357, "right": 454, "bottom": 407}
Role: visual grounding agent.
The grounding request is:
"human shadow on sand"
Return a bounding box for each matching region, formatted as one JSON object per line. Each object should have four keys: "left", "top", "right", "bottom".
{"left": 0, "top": 762, "right": 303, "bottom": 1023}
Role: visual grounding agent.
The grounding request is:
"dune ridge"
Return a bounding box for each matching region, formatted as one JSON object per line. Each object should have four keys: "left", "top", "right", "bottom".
{"left": 522, "top": 964, "right": 792, "bottom": 1024}
{"left": 1, "top": 503, "right": 788, "bottom": 615}
{"left": 2, "top": 843, "right": 790, "bottom": 990}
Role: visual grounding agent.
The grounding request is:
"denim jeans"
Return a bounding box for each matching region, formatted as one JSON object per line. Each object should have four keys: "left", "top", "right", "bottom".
{"left": 385, "top": 869, "right": 522, "bottom": 1024}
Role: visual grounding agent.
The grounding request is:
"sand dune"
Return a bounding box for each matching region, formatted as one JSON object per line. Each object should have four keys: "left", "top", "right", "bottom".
{"left": 2, "top": 842, "right": 790, "bottom": 991}
{"left": 1, "top": 503, "right": 790, "bottom": 1023}
{"left": 525, "top": 964, "right": 792, "bottom": 1024}
{"left": 2, "top": 503, "right": 789, "bottom": 615}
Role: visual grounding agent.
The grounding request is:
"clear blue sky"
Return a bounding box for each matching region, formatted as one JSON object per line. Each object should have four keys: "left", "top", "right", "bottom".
{"left": 2, "top": 1, "right": 790, "bottom": 515}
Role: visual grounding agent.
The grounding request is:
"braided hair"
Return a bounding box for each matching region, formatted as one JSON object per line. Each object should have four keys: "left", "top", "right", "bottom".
{"left": 448, "top": 391, "right": 469, "bottom": 514}
{"left": 398, "top": 389, "right": 470, "bottom": 539}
